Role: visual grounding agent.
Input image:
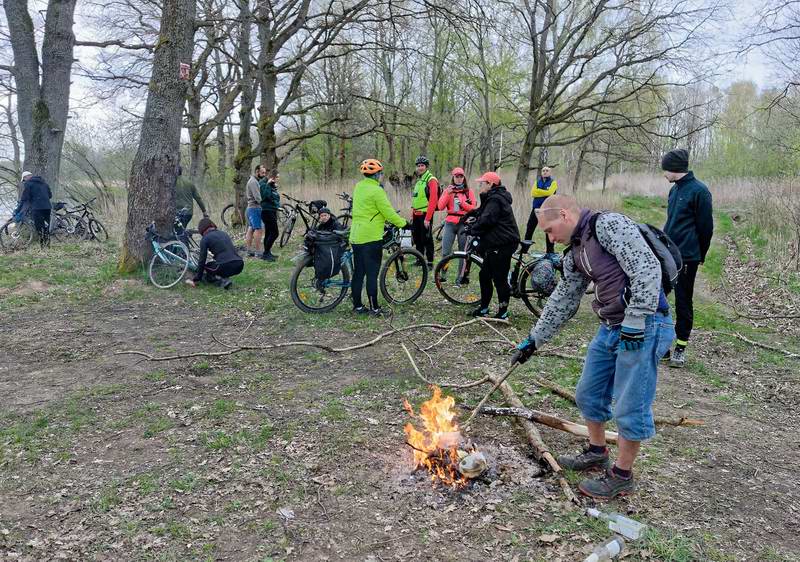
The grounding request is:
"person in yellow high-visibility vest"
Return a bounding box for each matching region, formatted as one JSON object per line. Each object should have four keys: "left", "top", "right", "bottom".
{"left": 523, "top": 166, "right": 558, "bottom": 253}
{"left": 410, "top": 156, "right": 439, "bottom": 268}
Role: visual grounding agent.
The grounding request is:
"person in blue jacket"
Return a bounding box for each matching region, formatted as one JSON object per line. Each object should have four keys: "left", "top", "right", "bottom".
{"left": 13, "top": 171, "right": 52, "bottom": 247}
{"left": 661, "top": 149, "right": 713, "bottom": 368}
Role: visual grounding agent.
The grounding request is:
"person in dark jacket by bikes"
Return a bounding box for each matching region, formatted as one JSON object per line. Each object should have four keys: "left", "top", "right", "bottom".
{"left": 259, "top": 168, "right": 282, "bottom": 262}
{"left": 13, "top": 172, "right": 52, "bottom": 247}
{"left": 185, "top": 218, "right": 244, "bottom": 290}
{"left": 466, "top": 171, "right": 520, "bottom": 319}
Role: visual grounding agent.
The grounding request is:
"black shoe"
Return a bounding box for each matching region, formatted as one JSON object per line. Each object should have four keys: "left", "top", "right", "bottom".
{"left": 262, "top": 253, "right": 276, "bottom": 262}
{"left": 353, "top": 305, "right": 368, "bottom": 315}
{"left": 494, "top": 307, "right": 509, "bottom": 320}
{"left": 368, "top": 307, "right": 386, "bottom": 317}
{"left": 471, "top": 306, "right": 489, "bottom": 317}
{"left": 248, "top": 251, "right": 256, "bottom": 257}
{"left": 220, "top": 278, "right": 233, "bottom": 290}
{"left": 578, "top": 467, "right": 636, "bottom": 500}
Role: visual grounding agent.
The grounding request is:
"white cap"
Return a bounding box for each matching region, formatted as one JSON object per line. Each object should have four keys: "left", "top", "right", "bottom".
{"left": 21, "top": 171, "right": 32, "bottom": 180}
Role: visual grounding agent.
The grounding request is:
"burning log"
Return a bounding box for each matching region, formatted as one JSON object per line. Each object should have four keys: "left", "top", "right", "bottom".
{"left": 467, "top": 405, "right": 619, "bottom": 444}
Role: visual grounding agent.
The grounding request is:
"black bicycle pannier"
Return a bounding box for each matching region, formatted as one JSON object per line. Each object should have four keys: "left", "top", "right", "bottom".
{"left": 311, "top": 230, "right": 344, "bottom": 280}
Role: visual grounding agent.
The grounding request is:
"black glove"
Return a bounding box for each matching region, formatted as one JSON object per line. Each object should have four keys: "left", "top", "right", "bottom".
{"left": 619, "top": 326, "right": 645, "bottom": 351}
{"left": 511, "top": 337, "right": 536, "bottom": 366}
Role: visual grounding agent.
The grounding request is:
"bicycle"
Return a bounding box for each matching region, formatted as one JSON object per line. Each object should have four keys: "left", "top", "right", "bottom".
{"left": 145, "top": 222, "right": 198, "bottom": 289}
{"left": 0, "top": 214, "right": 35, "bottom": 251}
{"left": 289, "top": 224, "right": 428, "bottom": 313}
{"left": 279, "top": 194, "right": 325, "bottom": 248}
{"left": 335, "top": 192, "right": 353, "bottom": 227}
{"left": 54, "top": 198, "right": 108, "bottom": 242}
{"left": 433, "top": 236, "right": 562, "bottom": 317}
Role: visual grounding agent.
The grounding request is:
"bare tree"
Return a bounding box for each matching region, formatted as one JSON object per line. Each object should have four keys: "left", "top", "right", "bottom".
{"left": 2, "top": 0, "right": 77, "bottom": 192}
{"left": 120, "top": 0, "right": 196, "bottom": 271}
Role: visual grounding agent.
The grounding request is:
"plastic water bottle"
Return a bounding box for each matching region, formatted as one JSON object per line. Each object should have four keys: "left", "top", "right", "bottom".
{"left": 583, "top": 537, "right": 625, "bottom": 562}
{"left": 586, "top": 508, "right": 646, "bottom": 540}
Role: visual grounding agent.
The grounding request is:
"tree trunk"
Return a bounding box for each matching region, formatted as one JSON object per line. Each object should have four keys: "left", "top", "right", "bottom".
{"left": 3, "top": 96, "right": 21, "bottom": 175}
{"left": 231, "top": 0, "right": 255, "bottom": 226}
{"left": 119, "top": 0, "right": 196, "bottom": 271}
{"left": 3, "top": 0, "right": 77, "bottom": 194}
{"left": 216, "top": 121, "right": 226, "bottom": 183}
{"left": 601, "top": 140, "right": 611, "bottom": 193}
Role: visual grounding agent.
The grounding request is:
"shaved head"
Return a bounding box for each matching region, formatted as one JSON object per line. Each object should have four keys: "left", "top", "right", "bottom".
{"left": 540, "top": 195, "right": 579, "bottom": 214}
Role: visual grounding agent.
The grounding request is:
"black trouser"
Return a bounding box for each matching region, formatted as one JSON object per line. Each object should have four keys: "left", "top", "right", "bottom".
{"left": 524, "top": 206, "right": 555, "bottom": 253}
{"left": 674, "top": 261, "right": 699, "bottom": 346}
{"left": 177, "top": 211, "right": 192, "bottom": 228}
{"left": 411, "top": 214, "right": 434, "bottom": 264}
{"left": 200, "top": 259, "right": 244, "bottom": 283}
{"left": 262, "top": 209, "right": 279, "bottom": 255}
{"left": 480, "top": 246, "right": 514, "bottom": 309}
{"left": 351, "top": 240, "right": 383, "bottom": 309}
{"left": 31, "top": 209, "right": 51, "bottom": 247}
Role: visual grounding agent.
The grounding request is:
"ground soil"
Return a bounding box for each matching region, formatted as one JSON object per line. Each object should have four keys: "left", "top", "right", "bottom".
{"left": 1, "top": 241, "right": 799, "bottom": 561}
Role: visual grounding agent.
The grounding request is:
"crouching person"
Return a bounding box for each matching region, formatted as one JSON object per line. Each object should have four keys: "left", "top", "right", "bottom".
{"left": 511, "top": 195, "right": 675, "bottom": 499}
{"left": 186, "top": 218, "right": 244, "bottom": 290}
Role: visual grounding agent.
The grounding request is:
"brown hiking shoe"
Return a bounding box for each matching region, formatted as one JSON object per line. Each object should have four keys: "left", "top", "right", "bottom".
{"left": 557, "top": 445, "right": 611, "bottom": 471}
{"left": 578, "top": 468, "right": 636, "bottom": 500}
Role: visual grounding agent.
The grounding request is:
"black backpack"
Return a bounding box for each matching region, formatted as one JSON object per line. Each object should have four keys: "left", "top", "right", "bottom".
{"left": 307, "top": 229, "right": 344, "bottom": 280}
{"left": 590, "top": 212, "right": 683, "bottom": 295}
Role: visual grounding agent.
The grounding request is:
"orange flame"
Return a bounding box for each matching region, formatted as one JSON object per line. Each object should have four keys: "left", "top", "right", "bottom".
{"left": 403, "top": 386, "right": 467, "bottom": 488}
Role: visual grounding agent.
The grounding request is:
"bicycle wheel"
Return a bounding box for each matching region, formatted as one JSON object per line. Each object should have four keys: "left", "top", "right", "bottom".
{"left": 148, "top": 240, "right": 190, "bottom": 289}
{"left": 221, "top": 204, "right": 236, "bottom": 228}
{"left": 279, "top": 216, "right": 296, "bottom": 248}
{"left": 50, "top": 215, "right": 74, "bottom": 243}
{"left": 434, "top": 252, "right": 483, "bottom": 305}
{"left": 278, "top": 204, "right": 292, "bottom": 229}
{"left": 290, "top": 254, "right": 350, "bottom": 313}
{"left": 380, "top": 247, "right": 428, "bottom": 305}
{"left": 434, "top": 223, "right": 444, "bottom": 242}
{"left": 89, "top": 219, "right": 109, "bottom": 242}
{"left": 0, "top": 220, "right": 35, "bottom": 251}
{"left": 72, "top": 218, "right": 89, "bottom": 240}
{"left": 518, "top": 261, "right": 548, "bottom": 317}
{"left": 337, "top": 213, "right": 352, "bottom": 228}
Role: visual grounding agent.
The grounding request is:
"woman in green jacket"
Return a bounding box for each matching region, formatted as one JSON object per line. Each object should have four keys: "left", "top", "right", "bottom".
{"left": 350, "top": 159, "right": 408, "bottom": 315}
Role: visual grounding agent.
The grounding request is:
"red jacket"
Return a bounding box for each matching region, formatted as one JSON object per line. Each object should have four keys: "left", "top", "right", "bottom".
{"left": 437, "top": 185, "right": 477, "bottom": 224}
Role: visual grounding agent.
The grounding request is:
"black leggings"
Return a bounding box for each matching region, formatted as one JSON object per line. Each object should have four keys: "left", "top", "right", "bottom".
{"left": 31, "top": 209, "right": 51, "bottom": 247}
{"left": 524, "top": 206, "right": 555, "bottom": 253}
{"left": 200, "top": 259, "right": 244, "bottom": 282}
{"left": 480, "top": 246, "right": 514, "bottom": 308}
{"left": 351, "top": 240, "right": 383, "bottom": 309}
{"left": 411, "top": 214, "right": 434, "bottom": 264}
{"left": 262, "top": 209, "right": 279, "bottom": 254}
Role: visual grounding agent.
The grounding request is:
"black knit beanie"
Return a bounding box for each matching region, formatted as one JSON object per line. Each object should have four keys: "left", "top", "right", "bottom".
{"left": 661, "top": 149, "right": 689, "bottom": 173}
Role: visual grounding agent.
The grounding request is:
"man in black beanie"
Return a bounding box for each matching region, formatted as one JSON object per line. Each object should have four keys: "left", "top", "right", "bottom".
{"left": 661, "top": 148, "right": 713, "bottom": 368}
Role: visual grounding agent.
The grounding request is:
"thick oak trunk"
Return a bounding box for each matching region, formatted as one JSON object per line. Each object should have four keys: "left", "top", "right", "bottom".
{"left": 3, "top": 0, "right": 77, "bottom": 193}
{"left": 231, "top": 0, "right": 255, "bottom": 226}
{"left": 119, "top": 0, "right": 196, "bottom": 271}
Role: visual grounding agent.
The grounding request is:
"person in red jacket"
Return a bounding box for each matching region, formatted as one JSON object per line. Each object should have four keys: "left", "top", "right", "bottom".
{"left": 410, "top": 155, "right": 439, "bottom": 268}
{"left": 437, "top": 167, "right": 476, "bottom": 259}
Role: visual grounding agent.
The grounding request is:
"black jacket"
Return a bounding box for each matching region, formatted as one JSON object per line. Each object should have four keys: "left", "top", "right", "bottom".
{"left": 16, "top": 176, "right": 52, "bottom": 213}
{"left": 469, "top": 185, "right": 520, "bottom": 250}
{"left": 663, "top": 171, "right": 713, "bottom": 262}
{"left": 194, "top": 229, "right": 243, "bottom": 281}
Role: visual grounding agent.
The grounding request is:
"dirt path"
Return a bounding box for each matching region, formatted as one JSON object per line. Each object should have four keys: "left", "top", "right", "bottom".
{"left": 1, "top": 253, "right": 799, "bottom": 561}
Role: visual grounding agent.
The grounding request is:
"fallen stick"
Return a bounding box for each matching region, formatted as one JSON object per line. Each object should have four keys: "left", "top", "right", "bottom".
{"left": 462, "top": 363, "right": 519, "bottom": 429}
{"left": 530, "top": 376, "right": 704, "bottom": 428}
{"left": 719, "top": 331, "right": 800, "bottom": 359}
{"left": 400, "top": 343, "right": 490, "bottom": 389}
{"left": 471, "top": 405, "right": 619, "bottom": 444}
{"left": 485, "top": 372, "right": 578, "bottom": 504}
{"left": 116, "top": 318, "right": 510, "bottom": 362}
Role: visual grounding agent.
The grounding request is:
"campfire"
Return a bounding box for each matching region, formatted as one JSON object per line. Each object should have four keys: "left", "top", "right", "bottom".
{"left": 403, "top": 386, "right": 486, "bottom": 488}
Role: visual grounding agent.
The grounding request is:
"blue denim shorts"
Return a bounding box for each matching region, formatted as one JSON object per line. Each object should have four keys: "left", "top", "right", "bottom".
{"left": 247, "top": 208, "right": 263, "bottom": 229}
{"left": 575, "top": 312, "right": 675, "bottom": 441}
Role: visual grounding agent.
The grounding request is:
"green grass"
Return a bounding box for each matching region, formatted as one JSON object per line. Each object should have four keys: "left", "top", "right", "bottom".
{"left": 208, "top": 399, "right": 237, "bottom": 419}
{"left": 144, "top": 417, "right": 174, "bottom": 438}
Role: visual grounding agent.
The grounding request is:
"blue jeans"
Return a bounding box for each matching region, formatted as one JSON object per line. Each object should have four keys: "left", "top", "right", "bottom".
{"left": 575, "top": 312, "right": 675, "bottom": 441}
{"left": 246, "top": 208, "right": 263, "bottom": 229}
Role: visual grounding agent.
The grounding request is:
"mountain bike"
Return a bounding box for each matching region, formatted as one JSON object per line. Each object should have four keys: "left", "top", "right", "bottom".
{"left": 53, "top": 198, "right": 108, "bottom": 242}
{"left": 433, "top": 237, "right": 562, "bottom": 317}
{"left": 145, "top": 222, "right": 198, "bottom": 289}
{"left": 289, "top": 225, "right": 428, "bottom": 313}
{"left": 279, "top": 194, "right": 325, "bottom": 248}
{"left": 335, "top": 192, "right": 353, "bottom": 227}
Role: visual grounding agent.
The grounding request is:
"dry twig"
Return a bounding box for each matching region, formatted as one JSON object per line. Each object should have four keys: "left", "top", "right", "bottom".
{"left": 719, "top": 331, "right": 800, "bottom": 359}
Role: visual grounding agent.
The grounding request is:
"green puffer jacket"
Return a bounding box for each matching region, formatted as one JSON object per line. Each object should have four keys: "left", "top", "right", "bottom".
{"left": 349, "top": 177, "right": 407, "bottom": 244}
{"left": 259, "top": 178, "right": 281, "bottom": 211}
